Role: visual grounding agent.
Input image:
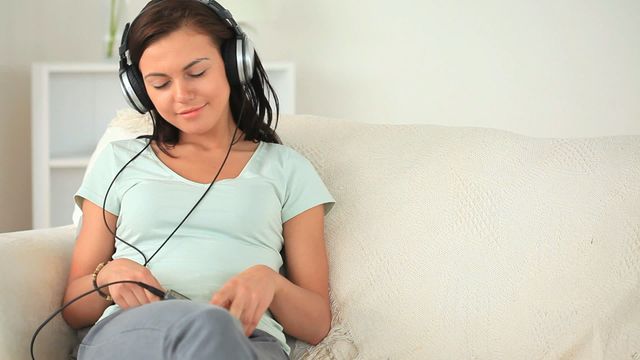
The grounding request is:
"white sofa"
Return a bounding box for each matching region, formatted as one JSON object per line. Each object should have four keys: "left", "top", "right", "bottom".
{"left": 1, "top": 112, "right": 639, "bottom": 360}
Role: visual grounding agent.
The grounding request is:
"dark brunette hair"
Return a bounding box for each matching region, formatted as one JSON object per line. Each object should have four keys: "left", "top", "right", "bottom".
{"left": 127, "top": 0, "right": 280, "bottom": 154}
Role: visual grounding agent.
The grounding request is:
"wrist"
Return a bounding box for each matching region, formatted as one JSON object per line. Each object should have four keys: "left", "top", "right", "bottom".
{"left": 268, "top": 266, "right": 285, "bottom": 297}
{"left": 253, "top": 264, "right": 283, "bottom": 295}
{"left": 92, "top": 261, "right": 113, "bottom": 302}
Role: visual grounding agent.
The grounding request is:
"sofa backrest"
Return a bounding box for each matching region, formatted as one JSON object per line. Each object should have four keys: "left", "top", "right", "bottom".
{"left": 80, "top": 111, "right": 640, "bottom": 359}
{"left": 276, "top": 115, "right": 640, "bottom": 359}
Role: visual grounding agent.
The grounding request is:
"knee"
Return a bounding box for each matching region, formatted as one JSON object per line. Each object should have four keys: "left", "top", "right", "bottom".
{"left": 188, "top": 305, "right": 242, "bottom": 335}
{"left": 163, "top": 303, "right": 253, "bottom": 358}
{"left": 155, "top": 300, "right": 240, "bottom": 334}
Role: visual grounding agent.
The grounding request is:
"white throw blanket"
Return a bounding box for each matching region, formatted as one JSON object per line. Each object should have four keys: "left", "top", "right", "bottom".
{"left": 80, "top": 111, "right": 640, "bottom": 359}
{"left": 276, "top": 116, "right": 640, "bottom": 360}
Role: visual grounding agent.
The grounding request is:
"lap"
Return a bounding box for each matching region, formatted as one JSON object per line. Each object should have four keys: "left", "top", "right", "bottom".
{"left": 77, "top": 300, "right": 288, "bottom": 360}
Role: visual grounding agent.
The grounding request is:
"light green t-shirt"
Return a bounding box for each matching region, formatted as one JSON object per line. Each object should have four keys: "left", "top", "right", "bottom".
{"left": 74, "top": 138, "right": 335, "bottom": 355}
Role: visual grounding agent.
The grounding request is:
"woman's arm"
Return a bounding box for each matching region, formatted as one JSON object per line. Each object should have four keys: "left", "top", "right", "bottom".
{"left": 61, "top": 199, "right": 118, "bottom": 329}
{"left": 269, "top": 204, "right": 331, "bottom": 345}
{"left": 61, "top": 199, "right": 164, "bottom": 329}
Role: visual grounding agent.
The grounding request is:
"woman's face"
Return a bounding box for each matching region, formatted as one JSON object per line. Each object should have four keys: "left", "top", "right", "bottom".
{"left": 138, "top": 26, "right": 232, "bottom": 138}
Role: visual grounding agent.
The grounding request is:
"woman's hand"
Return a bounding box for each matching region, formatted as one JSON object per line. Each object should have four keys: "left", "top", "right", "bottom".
{"left": 97, "top": 258, "right": 164, "bottom": 309}
{"left": 210, "top": 265, "right": 280, "bottom": 336}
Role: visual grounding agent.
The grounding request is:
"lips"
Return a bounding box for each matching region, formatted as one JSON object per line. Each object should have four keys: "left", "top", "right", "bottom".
{"left": 177, "top": 104, "right": 206, "bottom": 115}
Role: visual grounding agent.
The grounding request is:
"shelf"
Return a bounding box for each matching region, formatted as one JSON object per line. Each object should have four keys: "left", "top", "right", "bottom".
{"left": 49, "top": 157, "right": 91, "bottom": 168}
{"left": 36, "top": 62, "right": 118, "bottom": 73}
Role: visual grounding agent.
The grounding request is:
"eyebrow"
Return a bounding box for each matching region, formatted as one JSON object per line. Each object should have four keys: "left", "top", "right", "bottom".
{"left": 143, "top": 57, "right": 210, "bottom": 79}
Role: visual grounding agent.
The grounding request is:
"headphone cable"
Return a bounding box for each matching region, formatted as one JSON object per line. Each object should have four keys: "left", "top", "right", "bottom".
{"left": 46, "top": 83, "right": 252, "bottom": 360}
{"left": 101, "top": 138, "right": 152, "bottom": 264}
{"left": 101, "top": 92, "right": 248, "bottom": 266}
{"left": 29, "top": 280, "right": 165, "bottom": 360}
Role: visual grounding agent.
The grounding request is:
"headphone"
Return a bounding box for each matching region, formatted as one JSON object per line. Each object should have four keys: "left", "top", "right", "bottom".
{"left": 118, "top": 0, "right": 256, "bottom": 114}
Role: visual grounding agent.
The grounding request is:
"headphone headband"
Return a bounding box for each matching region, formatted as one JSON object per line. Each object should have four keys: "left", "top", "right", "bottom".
{"left": 197, "top": 0, "right": 241, "bottom": 34}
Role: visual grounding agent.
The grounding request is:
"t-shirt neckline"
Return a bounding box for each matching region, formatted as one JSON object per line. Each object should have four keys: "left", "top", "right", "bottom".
{"left": 146, "top": 140, "right": 264, "bottom": 186}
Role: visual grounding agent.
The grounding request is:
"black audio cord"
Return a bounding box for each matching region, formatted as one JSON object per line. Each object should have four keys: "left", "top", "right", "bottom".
{"left": 30, "top": 280, "right": 166, "bottom": 360}
{"left": 101, "top": 111, "right": 242, "bottom": 267}
{"left": 38, "top": 84, "right": 254, "bottom": 360}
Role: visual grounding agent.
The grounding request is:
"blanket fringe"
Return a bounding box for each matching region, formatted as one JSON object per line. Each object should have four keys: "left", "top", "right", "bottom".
{"left": 291, "top": 295, "right": 359, "bottom": 359}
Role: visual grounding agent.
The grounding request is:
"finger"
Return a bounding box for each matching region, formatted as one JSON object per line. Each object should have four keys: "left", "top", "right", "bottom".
{"left": 248, "top": 298, "right": 269, "bottom": 336}
{"left": 113, "top": 288, "right": 131, "bottom": 309}
{"left": 121, "top": 282, "right": 148, "bottom": 306}
{"left": 242, "top": 296, "right": 260, "bottom": 336}
{"left": 228, "top": 289, "right": 246, "bottom": 322}
{"left": 137, "top": 269, "right": 165, "bottom": 303}
{"left": 145, "top": 289, "right": 160, "bottom": 303}
{"left": 131, "top": 285, "right": 150, "bottom": 305}
{"left": 143, "top": 281, "right": 163, "bottom": 302}
{"left": 211, "top": 290, "right": 230, "bottom": 309}
{"left": 120, "top": 285, "right": 144, "bottom": 308}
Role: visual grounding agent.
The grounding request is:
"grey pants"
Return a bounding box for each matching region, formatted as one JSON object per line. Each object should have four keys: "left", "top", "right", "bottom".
{"left": 77, "top": 300, "right": 289, "bottom": 360}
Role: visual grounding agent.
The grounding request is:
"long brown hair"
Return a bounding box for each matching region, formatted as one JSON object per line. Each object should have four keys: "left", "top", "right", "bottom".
{"left": 127, "top": 0, "right": 280, "bottom": 155}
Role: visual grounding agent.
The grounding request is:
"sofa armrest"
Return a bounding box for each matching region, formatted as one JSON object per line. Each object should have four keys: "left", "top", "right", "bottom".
{"left": 0, "top": 225, "right": 77, "bottom": 360}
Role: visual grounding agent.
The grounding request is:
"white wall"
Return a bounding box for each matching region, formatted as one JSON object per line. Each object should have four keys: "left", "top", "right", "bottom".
{"left": 252, "top": 0, "right": 640, "bottom": 137}
{"left": 0, "top": 0, "right": 105, "bottom": 232}
{"left": 1, "top": 0, "right": 639, "bottom": 231}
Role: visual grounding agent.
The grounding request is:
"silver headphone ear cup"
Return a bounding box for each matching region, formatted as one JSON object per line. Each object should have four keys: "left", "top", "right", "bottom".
{"left": 223, "top": 36, "right": 254, "bottom": 86}
{"left": 129, "top": 66, "right": 153, "bottom": 112}
{"left": 222, "top": 39, "right": 241, "bottom": 86}
{"left": 238, "top": 36, "right": 254, "bottom": 84}
{"left": 119, "top": 70, "right": 147, "bottom": 114}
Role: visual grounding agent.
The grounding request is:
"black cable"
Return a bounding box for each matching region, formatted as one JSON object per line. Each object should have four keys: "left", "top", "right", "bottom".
{"left": 102, "top": 139, "right": 152, "bottom": 264}
{"left": 30, "top": 280, "right": 165, "bottom": 360}
{"left": 43, "top": 85, "right": 253, "bottom": 360}
{"left": 145, "top": 124, "right": 239, "bottom": 265}
{"left": 102, "top": 91, "right": 248, "bottom": 266}
{"left": 145, "top": 93, "right": 248, "bottom": 265}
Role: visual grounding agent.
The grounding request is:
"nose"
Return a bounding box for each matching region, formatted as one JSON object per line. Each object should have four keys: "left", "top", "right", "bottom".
{"left": 174, "top": 78, "right": 194, "bottom": 103}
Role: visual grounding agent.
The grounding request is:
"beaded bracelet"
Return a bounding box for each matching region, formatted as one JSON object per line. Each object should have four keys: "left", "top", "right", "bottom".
{"left": 92, "top": 261, "right": 113, "bottom": 302}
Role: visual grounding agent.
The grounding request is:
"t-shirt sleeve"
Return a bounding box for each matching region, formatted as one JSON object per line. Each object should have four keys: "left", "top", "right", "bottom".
{"left": 74, "top": 143, "right": 121, "bottom": 216}
{"left": 281, "top": 149, "right": 335, "bottom": 223}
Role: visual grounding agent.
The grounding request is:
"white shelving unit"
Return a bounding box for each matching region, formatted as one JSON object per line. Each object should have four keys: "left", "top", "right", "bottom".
{"left": 32, "top": 61, "right": 295, "bottom": 229}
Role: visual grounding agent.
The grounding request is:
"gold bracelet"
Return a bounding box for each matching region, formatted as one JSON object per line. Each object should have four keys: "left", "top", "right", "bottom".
{"left": 92, "top": 261, "right": 113, "bottom": 302}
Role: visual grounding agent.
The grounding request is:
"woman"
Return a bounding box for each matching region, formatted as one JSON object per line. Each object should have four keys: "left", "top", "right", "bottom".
{"left": 61, "top": 1, "right": 335, "bottom": 359}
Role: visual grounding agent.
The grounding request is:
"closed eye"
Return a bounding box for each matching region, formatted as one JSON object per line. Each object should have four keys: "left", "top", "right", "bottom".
{"left": 190, "top": 70, "right": 206, "bottom": 78}
{"left": 152, "top": 82, "right": 169, "bottom": 89}
{"left": 150, "top": 70, "right": 206, "bottom": 90}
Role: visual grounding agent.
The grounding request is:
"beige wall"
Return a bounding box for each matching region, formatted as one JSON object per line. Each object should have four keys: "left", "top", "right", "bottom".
{"left": 1, "top": 0, "right": 639, "bottom": 232}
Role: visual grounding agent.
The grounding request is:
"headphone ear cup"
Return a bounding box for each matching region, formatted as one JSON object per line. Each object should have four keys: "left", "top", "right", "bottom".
{"left": 128, "top": 66, "right": 154, "bottom": 112}
{"left": 221, "top": 39, "right": 241, "bottom": 87}
{"left": 119, "top": 64, "right": 154, "bottom": 114}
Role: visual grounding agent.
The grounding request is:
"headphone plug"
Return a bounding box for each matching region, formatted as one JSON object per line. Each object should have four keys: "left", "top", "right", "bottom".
{"left": 134, "top": 282, "right": 190, "bottom": 300}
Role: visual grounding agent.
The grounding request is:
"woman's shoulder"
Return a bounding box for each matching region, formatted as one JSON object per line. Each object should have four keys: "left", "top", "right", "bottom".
{"left": 259, "top": 142, "right": 316, "bottom": 175}
{"left": 106, "top": 137, "right": 150, "bottom": 154}
{"left": 93, "top": 138, "right": 150, "bottom": 167}
{"left": 261, "top": 141, "right": 306, "bottom": 161}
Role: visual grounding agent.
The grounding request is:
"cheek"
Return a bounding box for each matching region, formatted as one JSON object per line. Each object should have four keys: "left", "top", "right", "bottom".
{"left": 147, "top": 90, "right": 172, "bottom": 113}
{"left": 148, "top": 96, "right": 177, "bottom": 123}
{"left": 208, "top": 71, "right": 231, "bottom": 99}
{"left": 213, "top": 83, "right": 231, "bottom": 107}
